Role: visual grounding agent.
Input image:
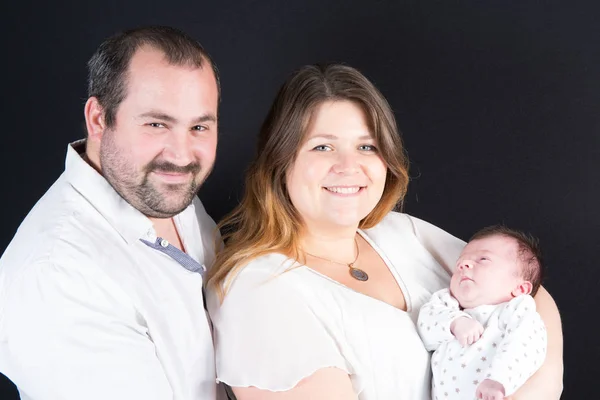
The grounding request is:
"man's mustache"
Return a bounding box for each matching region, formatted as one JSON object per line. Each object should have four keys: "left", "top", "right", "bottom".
{"left": 146, "top": 161, "right": 201, "bottom": 175}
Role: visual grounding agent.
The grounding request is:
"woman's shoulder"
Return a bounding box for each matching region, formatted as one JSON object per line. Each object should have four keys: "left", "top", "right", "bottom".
{"left": 207, "top": 253, "right": 305, "bottom": 321}
{"left": 362, "top": 211, "right": 465, "bottom": 280}
{"left": 235, "top": 252, "right": 298, "bottom": 279}
{"left": 366, "top": 211, "right": 465, "bottom": 247}
{"left": 219, "top": 252, "right": 301, "bottom": 297}
{"left": 363, "top": 211, "right": 421, "bottom": 238}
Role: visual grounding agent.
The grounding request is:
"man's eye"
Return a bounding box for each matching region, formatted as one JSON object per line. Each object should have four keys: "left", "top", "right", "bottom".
{"left": 149, "top": 122, "right": 165, "bottom": 128}
{"left": 480, "top": 257, "right": 489, "bottom": 262}
{"left": 192, "top": 125, "right": 207, "bottom": 131}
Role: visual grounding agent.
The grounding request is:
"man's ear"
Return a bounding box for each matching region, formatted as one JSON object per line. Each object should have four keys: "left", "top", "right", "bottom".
{"left": 84, "top": 97, "right": 106, "bottom": 143}
{"left": 511, "top": 281, "right": 533, "bottom": 297}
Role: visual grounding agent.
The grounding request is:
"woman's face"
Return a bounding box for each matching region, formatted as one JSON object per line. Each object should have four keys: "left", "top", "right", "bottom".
{"left": 286, "top": 100, "right": 387, "bottom": 232}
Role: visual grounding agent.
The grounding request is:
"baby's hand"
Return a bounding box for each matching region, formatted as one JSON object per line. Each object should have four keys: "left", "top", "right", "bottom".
{"left": 450, "top": 316, "right": 484, "bottom": 346}
{"left": 476, "top": 379, "right": 505, "bottom": 400}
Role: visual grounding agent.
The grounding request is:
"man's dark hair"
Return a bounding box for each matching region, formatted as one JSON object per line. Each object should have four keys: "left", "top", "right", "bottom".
{"left": 470, "top": 225, "right": 544, "bottom": 296}
{"left": 87, "top": 25, "right": 220, "bottom": 129}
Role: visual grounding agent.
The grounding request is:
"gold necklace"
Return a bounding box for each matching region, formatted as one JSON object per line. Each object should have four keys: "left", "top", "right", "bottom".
{"left": 304, "top": 236, "right": 369, "bottom": 282}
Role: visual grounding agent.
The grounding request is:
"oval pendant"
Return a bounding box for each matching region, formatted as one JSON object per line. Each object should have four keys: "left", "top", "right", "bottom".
{"left": 350, "top": 267, "right": 369, "bottom": 281}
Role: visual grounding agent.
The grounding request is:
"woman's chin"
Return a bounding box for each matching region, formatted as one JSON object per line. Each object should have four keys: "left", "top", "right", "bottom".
{"left": 327, "top": 215, "right": 368, "bottom": 230}
{"left": 302, "top": 209, "right": 372, "bottom": 233}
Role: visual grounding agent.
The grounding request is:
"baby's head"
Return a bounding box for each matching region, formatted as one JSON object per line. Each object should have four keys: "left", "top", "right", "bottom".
{"left": 450, "top": 225, "right": 544, "bottom": 309}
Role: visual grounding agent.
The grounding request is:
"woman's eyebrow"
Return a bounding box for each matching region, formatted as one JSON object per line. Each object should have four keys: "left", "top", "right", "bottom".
{"left": 308, "top": 133, "right": 372, "bottom": 140}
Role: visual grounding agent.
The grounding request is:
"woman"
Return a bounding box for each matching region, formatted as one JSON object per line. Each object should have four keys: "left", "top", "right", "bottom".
{"left": 206, "top": 64, "right": 563, "bottom": 399}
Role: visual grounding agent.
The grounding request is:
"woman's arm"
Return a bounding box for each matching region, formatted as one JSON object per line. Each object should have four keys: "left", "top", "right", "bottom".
{"left": 509, "top": 286, "right": 564, "bottom": 399}
{"left": 233, "top": 367, "right": 357, "bottom": 400}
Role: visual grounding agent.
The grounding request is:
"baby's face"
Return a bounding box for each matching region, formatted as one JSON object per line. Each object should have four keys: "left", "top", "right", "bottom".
{"left": 450, "top": 235, "right": 527, "bottom": 308}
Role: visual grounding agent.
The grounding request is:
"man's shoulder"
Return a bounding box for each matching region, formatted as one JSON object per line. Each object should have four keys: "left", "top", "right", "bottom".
{"left": 0, "top": 226, "right": 115, "bottom": 305}
{"left": 0, "top": 182, "right": 140, "bottom": 319}
{"left": 0, "top": 254, "right": 138, "bottom": 344}
{"left": 0, "top": 179, "right": 123, "bottom": 291}
{"left": 4, "top": 191, "right": 106, "bottom": 258}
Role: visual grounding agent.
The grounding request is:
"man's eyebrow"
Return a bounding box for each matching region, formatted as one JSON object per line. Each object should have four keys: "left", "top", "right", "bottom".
{"left": 137, "top": 111, "right": 217, "bottom": 124}
{"left": 138, "top": 111, "right": 177, "bottom": 123}
{"left": 191, "top": 113, "right": 217, "bottom": 124}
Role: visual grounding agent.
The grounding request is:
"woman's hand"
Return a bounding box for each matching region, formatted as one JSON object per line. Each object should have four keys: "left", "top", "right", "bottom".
{"left": 232, "top": 367, "right": 357, "bottom": 400}
{"left": 510, "top": 286, "right": 563, "bottom": 399}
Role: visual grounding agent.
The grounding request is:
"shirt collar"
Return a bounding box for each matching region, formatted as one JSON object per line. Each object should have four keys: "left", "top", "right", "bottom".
{"left": 64, "top": 139, "right": 197, "bottom": 245}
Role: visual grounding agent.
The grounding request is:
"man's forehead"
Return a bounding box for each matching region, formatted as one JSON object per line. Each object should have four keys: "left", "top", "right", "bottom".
{"left": 126, "top": 46, "right": 211, "bottom": 82}
{"left": 128, "top": 46, "right": 168, "bottom": 69}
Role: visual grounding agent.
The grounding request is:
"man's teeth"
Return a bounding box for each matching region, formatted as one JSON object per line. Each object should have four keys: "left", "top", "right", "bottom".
{"left": 325, "top": 187, "right": 361, "bottom": 194}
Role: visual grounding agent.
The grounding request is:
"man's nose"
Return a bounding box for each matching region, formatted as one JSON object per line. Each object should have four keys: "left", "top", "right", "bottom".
{"left": 163, "top": 131, "right": 194, "bottom": 166}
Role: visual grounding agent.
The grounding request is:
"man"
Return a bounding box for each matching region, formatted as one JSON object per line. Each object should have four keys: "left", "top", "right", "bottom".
{"left": 0, "top": 26, "right": 223, "bottom": 399}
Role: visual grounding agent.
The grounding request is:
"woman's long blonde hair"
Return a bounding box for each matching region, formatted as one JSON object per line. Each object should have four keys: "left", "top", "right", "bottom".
{"left": 206, "top": 64, "right": 410, "bottom": 299}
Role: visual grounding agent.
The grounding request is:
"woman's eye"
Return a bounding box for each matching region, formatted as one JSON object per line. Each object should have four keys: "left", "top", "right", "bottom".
{"left": 313, "top": 145, "right": 332, "bottom": 151}
{"left": 359, "top": 144, "right": 377, "bottom": 152}
{"left": 480, "top": 257, "right": 489, "bottom": 262}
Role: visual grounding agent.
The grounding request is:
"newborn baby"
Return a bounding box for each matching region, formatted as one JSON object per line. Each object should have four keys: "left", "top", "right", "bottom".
{"left": 418, "top": 225, "right": 547, "bottom": 400}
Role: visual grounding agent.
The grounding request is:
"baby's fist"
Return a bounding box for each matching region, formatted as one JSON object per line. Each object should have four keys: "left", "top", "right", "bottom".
{"left": 476, "top": 379, "right": 505, "bottom": 400}
{"left": 450, "top": 316, "right": 484, "bottom": 347}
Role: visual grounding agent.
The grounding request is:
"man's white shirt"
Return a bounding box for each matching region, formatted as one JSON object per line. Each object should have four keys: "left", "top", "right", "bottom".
{"left": 0, "top": 141, "right": 221, "bottom": 400}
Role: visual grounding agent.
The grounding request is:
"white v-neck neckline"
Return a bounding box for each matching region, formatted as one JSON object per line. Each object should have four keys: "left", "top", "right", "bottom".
{"left": 299, "top": 229, "right": 414, "bottom": 314}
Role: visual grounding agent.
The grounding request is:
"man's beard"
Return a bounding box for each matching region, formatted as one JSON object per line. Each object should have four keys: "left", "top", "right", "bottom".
{"left": 134, "top": 159, "right": 203, "bottom": 218}
{"left": 100, "top": 131, "right": 205, "bottom": 218}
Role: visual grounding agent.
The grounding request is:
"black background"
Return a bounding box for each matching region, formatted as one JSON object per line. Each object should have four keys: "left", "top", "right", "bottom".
{"left": 2, "top": 1, "right": 598, "bottom": 398}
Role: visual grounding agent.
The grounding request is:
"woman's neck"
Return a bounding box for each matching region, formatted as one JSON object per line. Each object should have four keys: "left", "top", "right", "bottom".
{"left": 300, "top": 224, "right": 359, "bottom": 262}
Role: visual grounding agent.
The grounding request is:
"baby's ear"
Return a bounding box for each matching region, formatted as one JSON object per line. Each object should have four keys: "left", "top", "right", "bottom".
{"left": 511, "top": 281, "right": 533, "bottom": 297}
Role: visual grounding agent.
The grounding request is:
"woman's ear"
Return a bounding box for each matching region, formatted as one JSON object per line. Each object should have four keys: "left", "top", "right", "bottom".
{"left": 84, "top": 97, "right": 106, "bottom": 143}
{"left": 511, "top": 281, "right": 533, "bottom": 297}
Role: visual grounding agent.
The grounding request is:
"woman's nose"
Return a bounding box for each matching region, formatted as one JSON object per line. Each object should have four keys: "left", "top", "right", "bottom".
{"left": 332, "top": 152, "right": 359, "bottom": 174}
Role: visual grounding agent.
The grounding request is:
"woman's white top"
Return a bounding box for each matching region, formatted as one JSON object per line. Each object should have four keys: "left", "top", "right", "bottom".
{"left": 207, "top": 212, "right": 466, "bottom": 399}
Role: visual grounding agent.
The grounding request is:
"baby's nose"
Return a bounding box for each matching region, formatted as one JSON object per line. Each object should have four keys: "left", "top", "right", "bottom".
{"left": 458, "top": 261, "right": 473, "bottom": 270}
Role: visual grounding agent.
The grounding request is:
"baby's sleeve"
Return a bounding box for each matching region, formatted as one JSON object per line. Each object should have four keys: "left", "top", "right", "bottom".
{"left": 207, "top": 267, "right": 351, "bottom": 392}
{"left": 486, "top": 295, "right": 547, "bottom": 396}
{"left": 417, "top": 288, "right": 469, "bottom": 351}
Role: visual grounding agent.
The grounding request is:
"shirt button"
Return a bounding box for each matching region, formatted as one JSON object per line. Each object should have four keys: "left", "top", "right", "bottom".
{"left": 146, "top": 229, "right": 156, "bottom": 241}
{"left": 160, "top": 239, "right": 169, "bottom": 248}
